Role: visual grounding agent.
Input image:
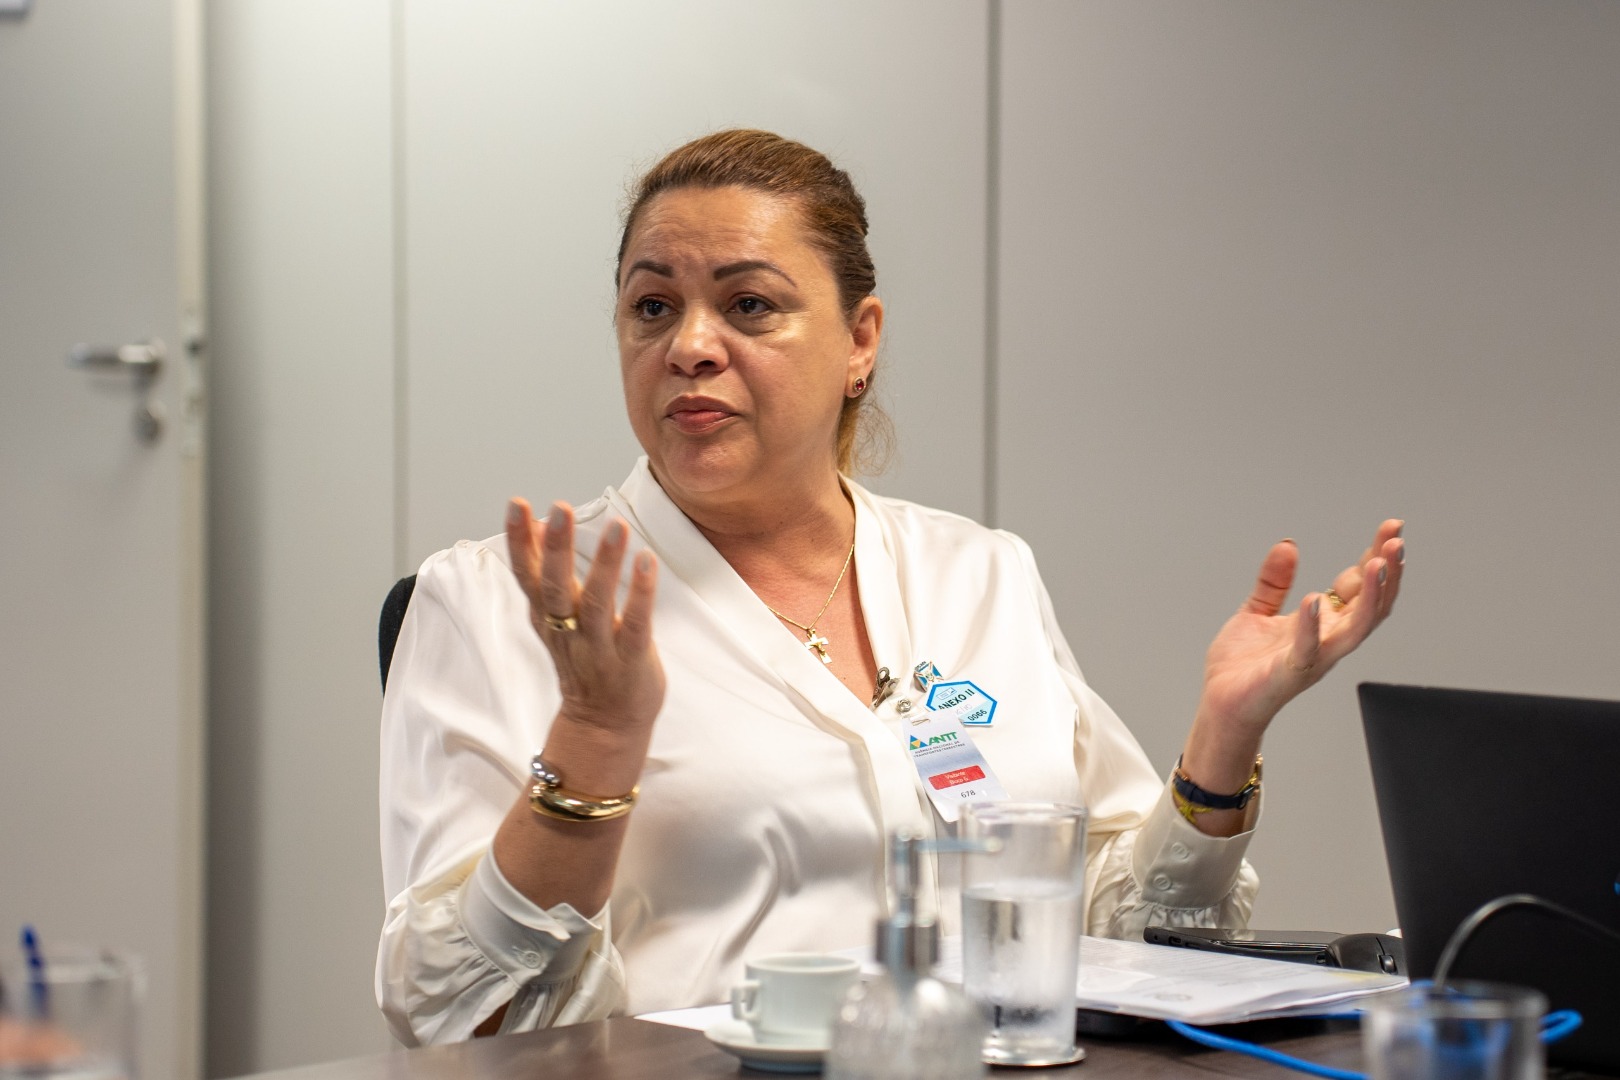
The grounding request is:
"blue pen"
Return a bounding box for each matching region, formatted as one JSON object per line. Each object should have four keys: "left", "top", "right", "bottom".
{"left": 21, "top": 925, "right": 48, "bottom": 1019}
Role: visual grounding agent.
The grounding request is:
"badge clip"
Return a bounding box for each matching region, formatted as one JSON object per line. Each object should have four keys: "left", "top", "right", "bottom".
{"left": 872, "top": 666, "right": 897, "bottom": 708}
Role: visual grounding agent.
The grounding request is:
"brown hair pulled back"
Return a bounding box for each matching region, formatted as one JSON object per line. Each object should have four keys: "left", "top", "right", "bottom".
{"left": 617, "top": 129, "right": 891, "bottom": 476}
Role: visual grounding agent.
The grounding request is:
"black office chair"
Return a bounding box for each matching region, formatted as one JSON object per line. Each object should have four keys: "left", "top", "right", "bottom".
{"left": 378, "top": 574, "right": 417, "bottom": 691}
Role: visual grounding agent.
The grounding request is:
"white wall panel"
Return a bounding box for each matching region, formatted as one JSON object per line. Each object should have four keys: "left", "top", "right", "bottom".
{"left": 206, "top": 2, "right": 397, "bottom": 1073}
{"left": 400, "top": 0, "right": 990, "bottom": 564}
{"left": 997, "top": 1, "right": 1620, "bottom": 933}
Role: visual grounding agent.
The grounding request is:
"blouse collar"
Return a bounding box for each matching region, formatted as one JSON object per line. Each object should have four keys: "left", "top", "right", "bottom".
{"left": 610, "top": 457, "right": 933, "bottom": 842}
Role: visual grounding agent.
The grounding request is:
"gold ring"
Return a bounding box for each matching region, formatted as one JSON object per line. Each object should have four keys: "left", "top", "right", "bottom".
{"left": 543, "top": 611, "right": 579, "bottom": 632}
{"left": 1325, "top": 589, "right": 1347, "bottom": 610}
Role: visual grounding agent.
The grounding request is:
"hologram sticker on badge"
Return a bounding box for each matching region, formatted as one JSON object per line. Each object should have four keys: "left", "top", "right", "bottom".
{"left": 924, "top": 679, "right": 996, "bottom": 726}
{"left": 907, "top": 707, "right": 1008, "bottom": 822}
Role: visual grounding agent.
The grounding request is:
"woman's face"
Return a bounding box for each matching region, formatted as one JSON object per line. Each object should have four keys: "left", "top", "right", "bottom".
{"left": 616, "top": 185, "right": 880, "bottom": 513}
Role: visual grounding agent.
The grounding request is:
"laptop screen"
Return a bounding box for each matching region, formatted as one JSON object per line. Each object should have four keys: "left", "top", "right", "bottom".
{"left": 1358, "top": 682, "right": 1620, "bottom": 1073}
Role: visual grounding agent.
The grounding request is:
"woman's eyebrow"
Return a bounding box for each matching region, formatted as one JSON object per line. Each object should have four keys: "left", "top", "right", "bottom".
{"left": 714, "top": 260, "right": 796, "bottom": 287}
{"left": 625, "top": 258, "right": 673, "bottom": 279}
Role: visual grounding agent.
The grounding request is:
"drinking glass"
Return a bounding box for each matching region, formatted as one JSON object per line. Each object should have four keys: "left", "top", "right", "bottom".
{"left": 960, "top": 801, "right": 1087, "bottom": 1066}
{"left": 0, "top": 946, "right": 141, "bottom": 1079}
{"left": 1363, "top": 981, "right": 1545, "bottom": 1080}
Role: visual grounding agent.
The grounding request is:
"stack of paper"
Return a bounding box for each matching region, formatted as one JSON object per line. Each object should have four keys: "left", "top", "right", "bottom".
{"left": 931, "top": 934, "right": 1406, "bottom": 1025}
{"left": 640, "top": 935, "right": 1407, "bottom": 1032}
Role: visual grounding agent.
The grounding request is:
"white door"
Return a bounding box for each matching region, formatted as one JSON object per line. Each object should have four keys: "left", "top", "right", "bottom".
{"left": 0, "top": 3, "right": 205, "bottom": 1079}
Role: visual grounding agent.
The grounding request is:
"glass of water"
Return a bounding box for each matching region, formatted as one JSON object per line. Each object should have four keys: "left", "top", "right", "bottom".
{"left": 960, "top": 801, "right": 1087, "bottom": 1067}
{"left": 1362, "top": 981, "right": 1546, "bottom": 1080}
{"left": 0, "top": 946, "right": 140, "bottom": 1079}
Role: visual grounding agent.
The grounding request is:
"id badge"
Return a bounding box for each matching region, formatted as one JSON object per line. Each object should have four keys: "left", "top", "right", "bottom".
{"left": 912, "top": 661, "right": 997, "bottom": 726}
{"left": 907, "top": 698, "right": 1009, "bottom": 823}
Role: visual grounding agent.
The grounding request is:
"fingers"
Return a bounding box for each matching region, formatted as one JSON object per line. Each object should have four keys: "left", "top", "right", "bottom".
{"left": 1353, "top": 556, "right": 1388, "bottom": 638}
{"left": 1287, "top": 594, "right": 1323, "bottom": 676}
{"left": 506, "top": 498, "right": 543, "bottom": 601}
{"left": 538, "top": 502, "right": 579, "bottom": 625}
{"left": 1327, "top": 519, "right": 1405, "bottom": 606}
{"left": 617, "top": 550, "right": 659, "bottom": 657}
{"left": 1319, "top": 555, "right": 1388, "bottom": 665}
{"left": 1241, "top": 539, "right": 1299, "bottom": 616}
{"left": 511, "top": 499, "right": 659, "bottom": 647}
{"left": 1376, "top": 534, "right": 1405, "bottom": 617}
{"left": 1360, "top": 519, "right": 1404, "bottom": 567}
{"left": 577, "top": 520, "right": 630, "bottom": 637}
{"left": 1328, "top": 561, "right": 1363, "bottom": 605}
{"left": 1303, "top": 521, "right": 1407, "bottom": 671}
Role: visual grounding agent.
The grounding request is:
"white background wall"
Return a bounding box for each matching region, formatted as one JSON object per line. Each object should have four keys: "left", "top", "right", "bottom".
{"left": 204, "top": 2, "right": 1620, "bottom": 1074}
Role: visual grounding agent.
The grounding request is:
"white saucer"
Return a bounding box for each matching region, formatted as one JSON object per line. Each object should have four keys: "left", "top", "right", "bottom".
{"left": 704, "top": 1018, "right": 827, "bottom": 1073}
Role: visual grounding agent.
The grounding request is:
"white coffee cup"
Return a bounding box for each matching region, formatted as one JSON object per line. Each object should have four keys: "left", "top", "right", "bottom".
{"left": 729, "top": 953, "right": 860, "bottom": 1047}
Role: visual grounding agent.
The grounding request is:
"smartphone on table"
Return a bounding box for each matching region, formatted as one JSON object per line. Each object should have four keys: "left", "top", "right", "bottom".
{"left": 1143, "top": 926, "right": 1341, "bottom": 965}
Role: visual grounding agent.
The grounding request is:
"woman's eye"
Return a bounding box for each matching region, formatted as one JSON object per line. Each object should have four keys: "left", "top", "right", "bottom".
{"left": 634, "top": 298, "right": 670, "bottom": 319}
{"left": 733, "top": 296, "right": 772, "bottom": 316}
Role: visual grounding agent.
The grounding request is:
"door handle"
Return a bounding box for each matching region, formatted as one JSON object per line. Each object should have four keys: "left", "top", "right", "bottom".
{"left": 67, "top": 339, "right": 166, "bottom": 443}
{"left": 69, "top": 339, "right": 166, "bottom": 375}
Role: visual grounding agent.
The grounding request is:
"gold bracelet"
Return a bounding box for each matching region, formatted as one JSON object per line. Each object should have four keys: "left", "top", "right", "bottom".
{"left": 529, "top": 755, "right": 639, "bottom": 823}
{"left": 1171, "top": 787, "right": 1213, "bottom": 825}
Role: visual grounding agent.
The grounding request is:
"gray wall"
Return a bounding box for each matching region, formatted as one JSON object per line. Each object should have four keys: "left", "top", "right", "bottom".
{"left": 206, "top": 2, "right": 396, "bottom": 1074}
{"left": 996, "top": 0, "right": 1620, "bottom": 934}
{"left": 397, "top": 1, "right": 990, "bottom": 560}
{"left": 205, "top": 1, "right": 1620, "bottom": 1073}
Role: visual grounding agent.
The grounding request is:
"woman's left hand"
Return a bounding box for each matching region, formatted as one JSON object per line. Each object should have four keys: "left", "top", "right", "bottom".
{"left": 1193, "top": 520, "right": 1406, "bottom": 755}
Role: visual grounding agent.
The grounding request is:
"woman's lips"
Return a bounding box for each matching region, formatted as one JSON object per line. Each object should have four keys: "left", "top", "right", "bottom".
{"left": 666, "top": 398, "right": 735, "bottom": 434}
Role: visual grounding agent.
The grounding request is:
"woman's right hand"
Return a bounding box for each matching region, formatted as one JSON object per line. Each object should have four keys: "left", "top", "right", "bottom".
{"left": 488, "top": 499, "right": 662, "bottom": 947}
{"left": 506, "top": 498, "right": 665, "bottom": 739}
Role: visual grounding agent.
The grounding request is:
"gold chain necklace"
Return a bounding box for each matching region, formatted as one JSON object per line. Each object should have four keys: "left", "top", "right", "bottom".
{"left": 764, "top": 539, "right": 856, "bottom": 665}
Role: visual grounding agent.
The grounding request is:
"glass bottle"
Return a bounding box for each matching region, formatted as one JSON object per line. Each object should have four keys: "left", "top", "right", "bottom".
{"left": 824, "top": 830, "right": 987, "bottom": 1080}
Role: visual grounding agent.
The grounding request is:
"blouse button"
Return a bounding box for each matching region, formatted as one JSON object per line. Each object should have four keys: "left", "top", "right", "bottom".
{"left": 1170, "top": 842, "right": 1190, "bottom": 860}
{"left": 516, "top": 949, "right": 542, "bottom": 969}
{"left": 1151, "top": 873, "right": 1173, "bottom": 892}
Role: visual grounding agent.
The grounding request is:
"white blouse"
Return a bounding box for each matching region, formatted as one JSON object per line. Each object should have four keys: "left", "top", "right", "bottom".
{"left": 376, "top": 459, "right": 1258, "bottom": 1047}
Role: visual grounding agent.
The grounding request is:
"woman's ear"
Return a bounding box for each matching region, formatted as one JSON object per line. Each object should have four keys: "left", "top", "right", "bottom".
{"left": 847, "top": 295, "right": 883, "bottom": 383}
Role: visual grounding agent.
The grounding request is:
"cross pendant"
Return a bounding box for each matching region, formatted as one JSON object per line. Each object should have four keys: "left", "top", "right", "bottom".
{"left": 804, "top": 631, "right": 832, "bottom": 664}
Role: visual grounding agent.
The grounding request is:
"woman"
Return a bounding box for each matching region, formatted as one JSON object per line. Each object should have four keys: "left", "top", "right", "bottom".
{"left": 376, "top": 130, "right": 1404, "bottom": 1046}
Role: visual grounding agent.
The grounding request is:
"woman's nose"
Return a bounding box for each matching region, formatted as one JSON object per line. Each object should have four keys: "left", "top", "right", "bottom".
{"left": 666, "top": 308, "right": 728, "bottom": 376}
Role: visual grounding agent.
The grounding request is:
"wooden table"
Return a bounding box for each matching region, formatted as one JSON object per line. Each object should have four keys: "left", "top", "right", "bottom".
{"left": 228, "top": 1016, "right": 1375, "bottom": 1080}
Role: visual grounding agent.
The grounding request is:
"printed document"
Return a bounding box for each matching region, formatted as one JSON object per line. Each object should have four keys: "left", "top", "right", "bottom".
{"left": 641, "top": 935, "right": 1406, "bottom": 1030}
{"left": 934, "top": 934, "right": 1406, "bottom": 1024}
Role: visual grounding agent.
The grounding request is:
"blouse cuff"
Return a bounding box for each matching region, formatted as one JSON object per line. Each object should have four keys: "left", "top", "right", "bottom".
{"left": 1130, "top": 784, "right": 1259, "bottom": 910}
{"left": 458, "top": 850, "right": 606, "bottom": 986}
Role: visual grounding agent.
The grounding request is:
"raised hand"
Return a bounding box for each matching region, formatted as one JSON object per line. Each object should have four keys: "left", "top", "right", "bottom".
{"left": 490, "top": 498, "right": 665, "bottom": 923}
{"left": 505, "top": 497, "right": 665, "bottom": 736}
{"left": 1180, "top": 521, "right": 1406, "bottom": 809}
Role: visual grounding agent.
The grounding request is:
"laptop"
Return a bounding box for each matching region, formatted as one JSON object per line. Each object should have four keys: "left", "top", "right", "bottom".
{"left": 1359, "top": 683, "right": 1620, "bottom": 1073}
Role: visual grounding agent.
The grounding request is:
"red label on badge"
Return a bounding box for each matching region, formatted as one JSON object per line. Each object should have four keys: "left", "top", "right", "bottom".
{"left": 929, "top": 765, "right": 986, "bottom": 790}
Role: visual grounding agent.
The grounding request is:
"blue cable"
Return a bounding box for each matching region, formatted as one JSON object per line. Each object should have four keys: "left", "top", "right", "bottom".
{"left": 1167, "top": 1009, "right": 1582, "bottom": 1080}
{"left": 1541, "top": 1009, "right": 1582, "bottom": 1043}
{"left": 1167, "top": 1020, "right": 1366, "bottom": 1080}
